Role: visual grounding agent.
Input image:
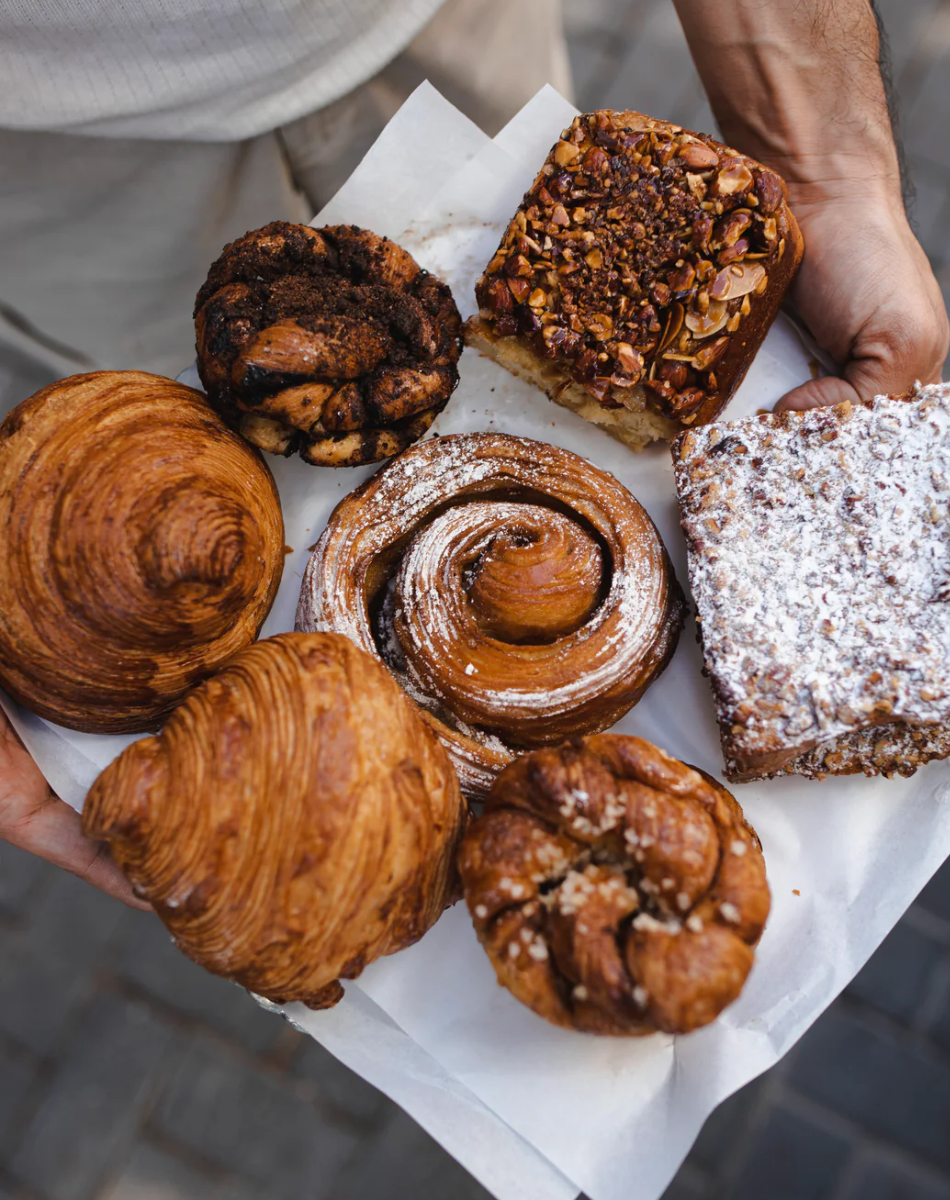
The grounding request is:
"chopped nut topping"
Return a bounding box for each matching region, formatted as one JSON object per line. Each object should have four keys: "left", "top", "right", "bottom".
{"left": 474, "top": 110, "right": 792, "bottom": 425}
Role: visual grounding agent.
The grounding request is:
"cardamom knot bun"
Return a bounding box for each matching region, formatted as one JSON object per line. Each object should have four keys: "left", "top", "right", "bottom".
{"left": 459, "top": 734, "right": 770, "bottom": 1035}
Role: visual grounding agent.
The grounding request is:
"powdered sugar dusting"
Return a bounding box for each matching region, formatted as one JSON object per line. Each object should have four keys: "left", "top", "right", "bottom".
{"left": 674, "top": 385, "right": 950, "bottom": 779}
{"left": 297, "top": 431, "right": 682, "bottom": 794}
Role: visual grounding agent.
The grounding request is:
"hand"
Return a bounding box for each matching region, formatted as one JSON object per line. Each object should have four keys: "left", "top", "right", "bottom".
{"left": 671, "top": 0, "right": 949, "bottom": 411}
{"left": 0, "top": 708, "right": 150, "bottom": 910}
{"left": 776, "top": 196, "right": 949, "bottom": 410}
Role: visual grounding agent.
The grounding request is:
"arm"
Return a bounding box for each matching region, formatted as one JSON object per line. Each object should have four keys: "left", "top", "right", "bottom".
{"left": 0, "top": 709, "right": 150, "bottom": 909}
{"left": 673, "top": 0, "right": 948, "bottom": 409}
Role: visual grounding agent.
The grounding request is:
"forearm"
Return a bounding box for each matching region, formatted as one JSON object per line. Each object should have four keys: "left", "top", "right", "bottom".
{"left": 672, "top": 0, "right": 901, "bottom": 211}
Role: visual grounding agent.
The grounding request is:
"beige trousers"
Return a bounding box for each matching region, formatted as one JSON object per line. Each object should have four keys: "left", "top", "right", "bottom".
{"left": 0, "top": 0, "right": 571, "bottom": 403}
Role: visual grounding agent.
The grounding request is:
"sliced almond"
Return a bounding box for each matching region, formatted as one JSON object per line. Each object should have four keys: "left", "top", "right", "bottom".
{"left": 708, "top": 261, "right": 766, "bottom": 303}
{"left": 685, "top": 300, "right": 727, "bottom": 338}
{"left": 657, "top": 302, "right": 685, "bottom": 351}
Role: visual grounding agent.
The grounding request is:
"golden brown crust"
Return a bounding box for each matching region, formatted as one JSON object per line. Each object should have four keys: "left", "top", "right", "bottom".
{"left": 467, "top": 110, "right": 803, "bottom": 446}
{"left": 82, "top": 632, "right": 466, "bottom": 1008}
{"left": 296, "top": 433, "right": 684, "bottom": 796}
{"left": 459, "top": 735, "right": 770, "bottom": 1036}
{"left": 0, "top": 370, "right": 283, "bottom": 733}
{"left": 195, "top": 222, "right": 462, "bottom": 467}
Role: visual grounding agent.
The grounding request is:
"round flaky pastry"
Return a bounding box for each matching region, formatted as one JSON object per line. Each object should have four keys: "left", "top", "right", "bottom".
{"left": 82, "top": 632, "right": 467, "bottom": 1009}
{"left": 194, "top": 221, "right": 462, "bottom": 466}
{"left": 297, "top": 432, "right": 684, "bottom": 796}
{"left": 0, "top": 371, "right": 284, "bottom": 733}
{"left": 459, "top": 735, "right": 770, "bottom": 1035}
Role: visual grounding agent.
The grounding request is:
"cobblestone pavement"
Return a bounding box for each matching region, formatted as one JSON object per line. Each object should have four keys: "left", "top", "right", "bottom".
{"left": 3, "top": 2, "right": 950, "bottom": 1199}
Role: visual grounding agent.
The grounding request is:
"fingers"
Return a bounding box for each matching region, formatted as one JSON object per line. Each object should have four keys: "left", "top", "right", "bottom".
{"left": 5, "top": 790, "right": 152, "bottom": 911}
{"left": 775, "top": 375, "right": 861, "bottom": 412}
{"left": 774, "top": 198, "right": 948, "bottom": 414}
{"left": 776, "top": 306, "right": 949, "bottom": 412}
{"left": 0, "top": 733, "right": 151, "bottom": 912}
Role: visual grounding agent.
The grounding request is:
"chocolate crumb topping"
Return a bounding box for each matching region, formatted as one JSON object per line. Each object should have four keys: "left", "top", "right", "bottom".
{"left": 195, "top": 222, "right": 462, "bottom": 467}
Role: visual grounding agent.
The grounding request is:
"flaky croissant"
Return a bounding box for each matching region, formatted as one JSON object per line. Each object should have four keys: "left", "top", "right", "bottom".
{"left": 194, "top": 222, "right": 462, "bottom": 466}
{"left": 297, "top": 432, "right": 684, "bottom": 795}
{"left": 0, "top": 371, "right": 283, "bottom": 733}
{"left": 459, "top": 735, "right": 770, "bottom": 1035}
{"left": 82, "top": 632, "right": 466, "bottom": 1008}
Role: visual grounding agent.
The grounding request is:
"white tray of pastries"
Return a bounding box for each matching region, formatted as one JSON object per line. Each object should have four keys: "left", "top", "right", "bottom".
{"left": 2, "top": 86, "right": 949, "bottom": 1200}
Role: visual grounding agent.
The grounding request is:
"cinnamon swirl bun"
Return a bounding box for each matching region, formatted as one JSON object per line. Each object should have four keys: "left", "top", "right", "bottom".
{"left": 296, "top": 433, "right": 684, "bottom": 795}
{"left": 0, "top": 371, "right": 283, "bottom": 733}
{"left": 195, "top": 222, "right": 462, "bottom": 466}
{"left": 459, "top": 735, "right": 770, "bottom": 1035}
{"left": 83, "top": 633, "right": 466, "bottom": 1009}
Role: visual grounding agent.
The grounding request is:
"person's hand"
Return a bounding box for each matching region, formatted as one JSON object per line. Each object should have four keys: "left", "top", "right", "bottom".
{"left": 672, "top": 0, "right": 949, "bottom": 412}
{"left": 0, "top": 708, "right": 150, "bottom": 909}
{"left": 776, "top": 195, "right": 949, "bottom": 411}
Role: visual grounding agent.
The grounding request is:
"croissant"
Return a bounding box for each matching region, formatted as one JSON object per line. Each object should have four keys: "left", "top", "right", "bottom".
{"left": 194, "top": 222, "right": 463, "bottom": 466}
{"left": 297, "top": 432, "right": 684, "bottom": 796}
{"left": 82, "top": 632, "right": 466, "bottom": 1008}
{"left": 459, "top": 735, "right": 770, "bottom": 1035}
{"left": 0, "top": 371, "right": 283, "bottom": 733}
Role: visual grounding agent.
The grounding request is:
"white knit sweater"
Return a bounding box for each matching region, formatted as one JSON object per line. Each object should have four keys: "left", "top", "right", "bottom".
{"left": 0, "top": 0, "right": 445, "bottom": 140}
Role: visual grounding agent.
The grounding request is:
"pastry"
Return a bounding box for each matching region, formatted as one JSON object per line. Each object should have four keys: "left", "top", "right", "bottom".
{"left": 194, "top": 221, "right": 462, "bottom": 466}
{"left": 297, "top": 432, "right": 684, "bottom": 796}
{"left": 82, "top": 632, "right": 466, "bottom": 1009}
{"left": 465, "top": 110, "right": 803, "bottom": 451}
{"left": 672, "top": 384, "right": 950, "bottom": 781}
{"left": 459, "top": 735, "right": 770, "bottom": 1035}
{"left": 0, "top": 371, "right": 283, "bottom": 734}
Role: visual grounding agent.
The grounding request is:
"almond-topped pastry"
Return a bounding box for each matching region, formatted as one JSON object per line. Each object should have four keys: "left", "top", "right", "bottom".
{"left": 296, "top": 433, "right": 684, "bottom": 796}
{"left": 465, "top": 110, "right": 803, "bottom": 451}
{"left": 673, "top": 384, "right": 950, "bottom": 781}
{"left": 460, "top": 735, "right": 770, "bottom": 1036}
{"left": 195, "top": 222, "right": 462, "bottom": 467}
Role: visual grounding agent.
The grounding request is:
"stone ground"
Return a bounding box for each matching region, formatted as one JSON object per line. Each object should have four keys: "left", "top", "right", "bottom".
{"left": 2, "top": 2, "right": 950, "bottom": 1199}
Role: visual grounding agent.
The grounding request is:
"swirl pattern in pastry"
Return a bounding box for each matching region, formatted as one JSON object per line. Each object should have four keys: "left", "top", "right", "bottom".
{"left": 194, "top": 222, "right": 462, "bottom": 467}
{"left": 459, "top": 735, "right": 770, "bottom": 1035}
{"left": 82, "top": 632, "right": 466, "bottom": 1009}
{"left": 296, "top": 432, "right": 684, "bottom": 795}
{"left": 0, "top": 370, "right": 284, "bottom": 733}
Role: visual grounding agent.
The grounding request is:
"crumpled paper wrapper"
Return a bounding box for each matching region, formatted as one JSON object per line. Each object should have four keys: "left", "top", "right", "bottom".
{"left": 4, "top": 84, "right": 950, "bottom": 1200}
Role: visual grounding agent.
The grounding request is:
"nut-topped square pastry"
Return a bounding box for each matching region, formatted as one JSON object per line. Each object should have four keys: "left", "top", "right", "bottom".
{"left": 465, "top": 110, "right": 803, "bottom": 451}
{"left": 672, "top": 385, "right": 950, "bottom": 782}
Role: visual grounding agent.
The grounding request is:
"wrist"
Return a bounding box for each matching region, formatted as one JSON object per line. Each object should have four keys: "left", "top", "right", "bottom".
{"left": 673, "top": 0, "right": 903, "bottom": 214}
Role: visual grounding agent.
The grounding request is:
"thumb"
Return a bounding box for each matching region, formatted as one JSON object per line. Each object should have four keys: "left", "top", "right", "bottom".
{"left": 10, "top": 790, "right": 152, "bottom": 911}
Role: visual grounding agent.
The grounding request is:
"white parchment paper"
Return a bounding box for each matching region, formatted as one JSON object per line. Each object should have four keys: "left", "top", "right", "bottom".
{"left": 4, "top": 84, "right": 950, "bottom": 1200}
